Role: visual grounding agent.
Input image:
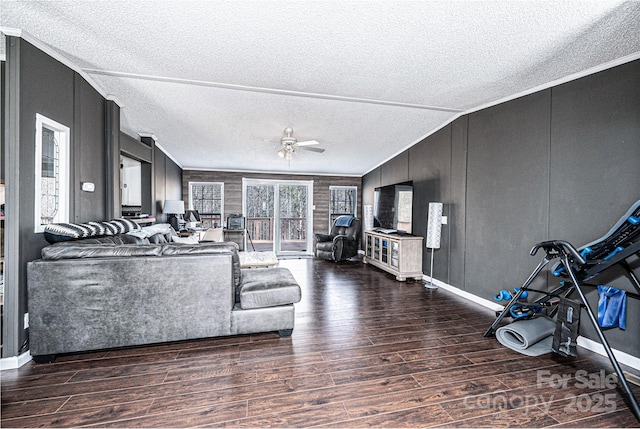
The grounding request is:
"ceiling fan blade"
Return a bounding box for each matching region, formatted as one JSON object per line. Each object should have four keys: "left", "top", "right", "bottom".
{"left": 296, "top": 139, "right": 320, "bottom": 146}
{"left": 298, "top": 146, "right": 325, "bottom": 153}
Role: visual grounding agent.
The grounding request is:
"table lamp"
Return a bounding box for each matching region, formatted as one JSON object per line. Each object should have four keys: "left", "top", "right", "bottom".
{"left": 164, "top": 200, "right": 185, "bottom": 231}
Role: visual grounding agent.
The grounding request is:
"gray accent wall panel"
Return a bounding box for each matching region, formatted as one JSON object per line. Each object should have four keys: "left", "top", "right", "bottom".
{"left": 152, "top": 146, "right": 183, "bottom": 222}
{"left": 465, "top": 90, "right": 551, "bottom": 301}
{"left": 362, "top": 167, "right": 380, "bottom": 208}
{"left": 361, "top": 167, "right": 380, "bottom": 249}
{"left": 154, "top": 149, "right": 167, "bottom": 220}
{"left": 5, "top": 37, "right": 78, "bottom": 355}
{"left": 380, "top": 150, "right": 409, "bottom": 186}
{"left": 449, "top": 116, "right": 468, "bottom": 289}
{"left": 19, "top": 39, "right": 76, "bottom": 349}
{"left": 409, "top": 125, "right": 452, "bottom": 282}
{"left": 165, "top": 155, "right": 183, "bottom": 201}
{"left": 549, "top": 60, "right": 640, "bottom": 356}
{"left": 549, "top": 61, "right": 640, "bottom": 244}
{"left": 77, "top": 77, "right": 106, "bottom": 223}
{"left": 105, "top": 101, "right": 121, "bottom": 219}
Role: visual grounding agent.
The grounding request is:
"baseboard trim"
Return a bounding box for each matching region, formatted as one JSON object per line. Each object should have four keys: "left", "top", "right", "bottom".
{"left": 577, "top": 336, "right": 640, "bottom": 371}
{"left": 425, "top": 275, "right": 640, "bottom": 371}
{"left": 422, "top": 275, "right": 504, "bottom": 312}
{"left": 0, "top": 351, "right": 32, "bottom": 370}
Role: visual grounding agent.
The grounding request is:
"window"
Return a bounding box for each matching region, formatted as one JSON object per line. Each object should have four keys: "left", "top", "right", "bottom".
{"left": 35, "top": 114, "right": 70, "bottom": 232}
{"left": 189, "top": 182, "right": 224, "bottom": 228}
{"left": 329, "top": 186, "right": 357, "bottom": 228}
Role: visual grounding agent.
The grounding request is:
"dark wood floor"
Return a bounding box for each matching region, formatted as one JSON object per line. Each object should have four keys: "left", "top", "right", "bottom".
{"left": 2, "top": 258, "right": 640, "bottom": 428}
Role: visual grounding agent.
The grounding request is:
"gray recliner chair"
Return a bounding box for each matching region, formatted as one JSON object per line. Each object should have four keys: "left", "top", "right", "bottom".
{"left": 314, "top": 216, "right": 361, "bottom": 261}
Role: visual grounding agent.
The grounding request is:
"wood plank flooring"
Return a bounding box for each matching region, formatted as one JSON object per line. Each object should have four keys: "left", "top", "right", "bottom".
{"left": 2, "top": 258, "right": 640, "bottom": 427}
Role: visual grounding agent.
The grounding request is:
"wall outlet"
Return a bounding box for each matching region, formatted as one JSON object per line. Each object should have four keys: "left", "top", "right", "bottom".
{"left": 81, "top": 182, "right": 95, "bottom": 192}
{"left": 24, "top": 313, "right": 29, "bottom": 329}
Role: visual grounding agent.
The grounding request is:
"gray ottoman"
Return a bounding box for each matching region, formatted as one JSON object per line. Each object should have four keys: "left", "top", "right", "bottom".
{"left": 238, "top": 267, "right": 302, "bottom": 310}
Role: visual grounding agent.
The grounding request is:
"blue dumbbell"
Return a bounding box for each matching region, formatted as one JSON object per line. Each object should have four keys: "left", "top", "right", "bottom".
{"left": 494, "top": 289, "right": 512, "bottom": 301}
{"left": 494, "top": 288, "right": 528, "bottom": 302}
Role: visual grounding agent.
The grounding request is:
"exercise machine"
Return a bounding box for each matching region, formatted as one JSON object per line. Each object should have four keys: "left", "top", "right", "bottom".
{"left": 484, "top": 199, "right": 640, "bottom": 421}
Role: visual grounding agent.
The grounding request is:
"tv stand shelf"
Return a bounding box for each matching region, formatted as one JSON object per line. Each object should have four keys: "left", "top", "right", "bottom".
{"left": 363, "top": 230, "right": 423, "bottom": 281}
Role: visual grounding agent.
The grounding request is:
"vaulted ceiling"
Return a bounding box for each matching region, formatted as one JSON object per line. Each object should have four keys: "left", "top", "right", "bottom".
{"left": 2, "top": 1, "right": 639, "bottom": 175}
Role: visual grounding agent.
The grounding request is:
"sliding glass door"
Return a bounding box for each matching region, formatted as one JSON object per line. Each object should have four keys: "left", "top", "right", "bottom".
{"left": 243, "top": 179, "right": 313, "bottom": 255}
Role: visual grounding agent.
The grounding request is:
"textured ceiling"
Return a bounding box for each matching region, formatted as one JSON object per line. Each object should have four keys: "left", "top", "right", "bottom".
{"left": 2, "top": 0, "right": 640, "bottom": 175}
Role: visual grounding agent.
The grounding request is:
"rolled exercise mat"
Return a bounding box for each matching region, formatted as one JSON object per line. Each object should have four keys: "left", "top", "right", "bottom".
{"left": 495, "top": 316, "right": 556, "bottom": 356}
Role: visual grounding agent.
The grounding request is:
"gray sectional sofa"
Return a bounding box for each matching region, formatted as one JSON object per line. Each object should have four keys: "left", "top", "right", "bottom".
{"left": 27, "top": 235, "right": 301, "bottom": 363}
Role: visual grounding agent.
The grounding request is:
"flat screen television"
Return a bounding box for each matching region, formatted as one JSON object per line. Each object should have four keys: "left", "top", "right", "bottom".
{"left": 374, "top": 181, "right": 413, "bottom": 234}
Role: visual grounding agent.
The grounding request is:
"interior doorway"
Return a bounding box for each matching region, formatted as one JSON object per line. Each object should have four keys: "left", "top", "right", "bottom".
{"left": 242, "top": 179, "right": 313, "bottom": 256}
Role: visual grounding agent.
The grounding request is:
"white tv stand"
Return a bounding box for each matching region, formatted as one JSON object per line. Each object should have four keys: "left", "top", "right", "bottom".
{"left": 363, "top": 230, "right": 423, "bottom": 281}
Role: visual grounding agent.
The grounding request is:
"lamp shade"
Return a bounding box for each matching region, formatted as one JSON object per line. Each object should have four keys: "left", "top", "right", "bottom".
{"left": 364, "top": 205, "right": 374, "bottom": 230}
{"left": 426, "top": 202, "right": 443, "bottom": 249}
{"left": 163, "top": 200, "right": 185, "bottom": 215}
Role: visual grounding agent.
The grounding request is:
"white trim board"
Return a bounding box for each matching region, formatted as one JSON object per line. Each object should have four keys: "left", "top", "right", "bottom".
{"left": 578, "top": 337, "right": 640, "bottom": 372}
{"left": 0, "top": 351, "right": 32, "bottom": 371}
{"left": 425, "top": 275, "right": 640, "bottom": 371}
{"left": 83, "top": 68, "right": 462, "bottom": 113}
{"left": 425, "top": 275, "right": 504, "bottom": 312}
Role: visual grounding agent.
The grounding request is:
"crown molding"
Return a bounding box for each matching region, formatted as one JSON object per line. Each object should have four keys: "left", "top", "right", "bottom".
{"left": 154, "top": 141, "right": 183, "bottom": 169}
{"left": 0, "top": 27, "right": 123, "bottom": 107}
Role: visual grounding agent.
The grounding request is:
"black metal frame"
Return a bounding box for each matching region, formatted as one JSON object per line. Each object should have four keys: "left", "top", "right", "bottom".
{"left": 484, "top": 239, "right": 640, "bottom": 421}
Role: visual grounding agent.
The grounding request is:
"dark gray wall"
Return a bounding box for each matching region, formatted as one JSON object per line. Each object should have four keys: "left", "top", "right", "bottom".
{"left": 2, "top": 37, "right": 183, "bottom": 357}
{"left": 156, "top": 148, "right": 183, "bottom": 222}
{"left": 75, "top": 75, "right": 107, "bottom": 223}
{"left": 466, "top": 90, "right": 551, "bottom": 298}
{"left": 363, "top": 59, "right": 640, "bottom": 356}
{"left": 6, "top": 37, "right": 78, "bottom": 355}
{"left": 409, "top": 125, "right": 452, "bottom": 282}
{"left": 449, "top": 117, "right": 468, "bottom": 289}
{"left": 548, "top": 62, "right": 640, "bottom": 349}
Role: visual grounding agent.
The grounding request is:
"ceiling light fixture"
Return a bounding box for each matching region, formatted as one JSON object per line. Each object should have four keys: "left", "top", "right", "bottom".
{"left": 278, "top": 146, "right": 294, "bottom": 160}
{"left": 269, "top": 128, "right": 324, "bottom": 162}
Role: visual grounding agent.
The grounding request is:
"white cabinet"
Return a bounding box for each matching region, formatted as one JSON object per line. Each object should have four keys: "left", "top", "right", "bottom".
{"left": 363, "top": 231, "right": 423, "bottom": 281}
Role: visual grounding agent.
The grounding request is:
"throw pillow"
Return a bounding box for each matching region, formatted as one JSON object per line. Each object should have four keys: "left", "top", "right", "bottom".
{"left": 43, "top": 218, "right": 141, "bottom": 243}
{"left": 199, "top": 227, "right": 224, "bottom": 242}
{"left": 171, "top": 235, "right": 200, "bottom": 244}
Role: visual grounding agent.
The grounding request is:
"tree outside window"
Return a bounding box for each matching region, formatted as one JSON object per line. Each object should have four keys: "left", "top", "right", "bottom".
{"left": 189, "top": 182, "right": 224, "bottom": 228}
{"left": 329, "top": 186, "right": 357, "bottom": 229}
{"left": 35, "top": 114, "right": 69, "bottom": 232}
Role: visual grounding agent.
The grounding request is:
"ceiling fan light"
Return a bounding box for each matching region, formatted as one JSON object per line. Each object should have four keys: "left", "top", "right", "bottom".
{"left": 277, "top": 149, "right": 286, "bottom": 158}
{"left": 285, "top": 151, "right": 293, "bottom": 160}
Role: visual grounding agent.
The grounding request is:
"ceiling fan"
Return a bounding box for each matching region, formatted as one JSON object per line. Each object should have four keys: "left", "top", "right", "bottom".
{"left": 274, "top": 127, "right": 325, "bottom": 160}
